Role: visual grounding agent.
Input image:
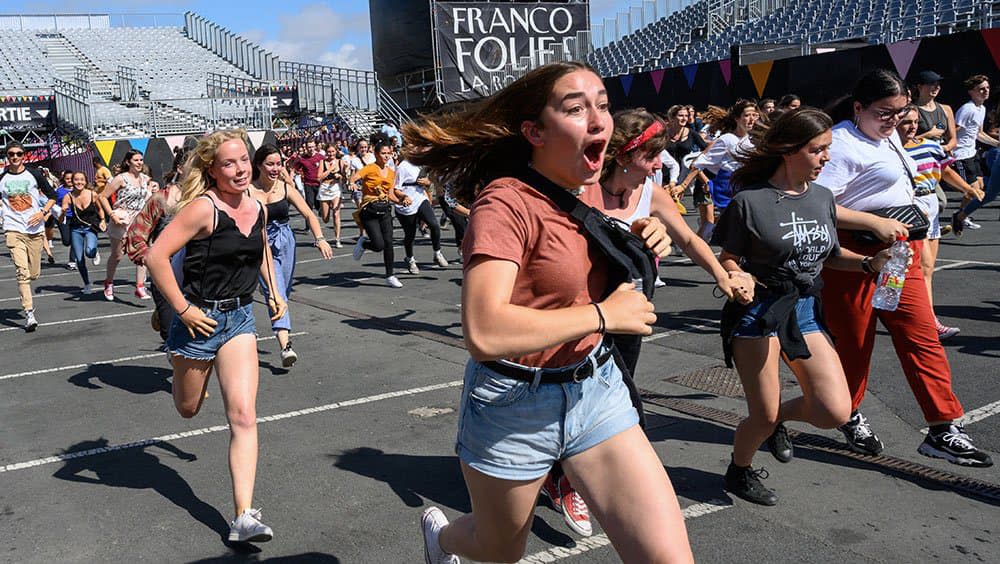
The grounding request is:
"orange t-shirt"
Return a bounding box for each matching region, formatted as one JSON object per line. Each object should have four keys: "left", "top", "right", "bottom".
{"left": 462, "top": 176, "right": 609, "bottom": 368}
{"left": 357, "top": 163, "right": 395, "bottom": 208}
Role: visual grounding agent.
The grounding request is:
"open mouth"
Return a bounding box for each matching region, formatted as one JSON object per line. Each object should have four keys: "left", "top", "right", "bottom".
{"left": 583, "top": 140, "right": 606, "bottom": 171}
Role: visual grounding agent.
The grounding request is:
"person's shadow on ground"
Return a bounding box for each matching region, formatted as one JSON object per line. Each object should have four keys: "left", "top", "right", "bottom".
{"left": 68, "top": 364, "right": 172, "bottom": 394}
{"left": 331, "top": 447, "right": 575, "bottom": 549}
{"left": 52, "top": 438, "right": 230, "bottom": 541}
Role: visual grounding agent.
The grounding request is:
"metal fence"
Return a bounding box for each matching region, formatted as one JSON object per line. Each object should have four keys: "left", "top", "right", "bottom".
{"left": 0, "top": 13, "right": 183, "bottom": 31}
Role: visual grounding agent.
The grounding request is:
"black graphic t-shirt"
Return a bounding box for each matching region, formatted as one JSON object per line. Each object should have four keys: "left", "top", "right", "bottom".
{"left": 713, "top": 182, "right": 841, "bottom": 284}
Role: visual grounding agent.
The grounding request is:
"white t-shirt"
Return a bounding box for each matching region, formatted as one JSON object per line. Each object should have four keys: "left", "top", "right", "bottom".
{"left": 653, "top": 149, "right": 680, "bottom": 186}
{"left": 0, "top": 169, "right": 53, "bottom": 235}
{"left": 693, "top": 133, "right": 752, "bottom": 174}
{"left": 814, "top": 121, "right": 917, "bottom": 211}
{"left": 393, "top": 160, "right": 427, "bottom": 215}
{"left": 953, "top": 101, "right": 986, "bottom": 160}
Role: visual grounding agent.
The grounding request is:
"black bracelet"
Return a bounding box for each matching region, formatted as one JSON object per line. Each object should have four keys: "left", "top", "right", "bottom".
{"left": 861, "top": 256, "right": 874, "bottom": 274}
{"left": 591, "top": 302, "right": 606, "bottom": 334}
{"left": 178, "top": 303, "right": 191, "bottom": 316}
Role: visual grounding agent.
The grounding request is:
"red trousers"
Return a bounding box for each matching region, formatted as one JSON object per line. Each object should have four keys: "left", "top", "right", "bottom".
{"left": 821, "top": 235, "right": 964, "bottom": 423}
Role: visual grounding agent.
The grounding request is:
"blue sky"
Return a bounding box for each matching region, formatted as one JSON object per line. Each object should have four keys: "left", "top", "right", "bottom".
{"left": 16, "top": 0, "right": 624, "bottom": 69}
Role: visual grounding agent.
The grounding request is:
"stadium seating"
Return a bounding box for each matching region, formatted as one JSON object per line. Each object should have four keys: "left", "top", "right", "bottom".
{"left": 589, "top": 0, "right": 997, "bottom": 77}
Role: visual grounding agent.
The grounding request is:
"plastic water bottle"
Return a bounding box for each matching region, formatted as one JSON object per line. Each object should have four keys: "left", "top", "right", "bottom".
{"left": 871, "top": 236, "right": 909, "bottom": 311}
{"left": 632, "top": 278, "right": 644, "bottom": 294}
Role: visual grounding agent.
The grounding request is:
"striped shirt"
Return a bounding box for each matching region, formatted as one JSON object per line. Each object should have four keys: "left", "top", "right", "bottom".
{"left": 903, "top": 138, "right": 954, "bottom": 197}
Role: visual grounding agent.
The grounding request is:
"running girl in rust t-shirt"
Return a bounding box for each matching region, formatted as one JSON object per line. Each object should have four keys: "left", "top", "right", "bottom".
{"left": 403, "top": 61, "right": 693, "bottom": 564}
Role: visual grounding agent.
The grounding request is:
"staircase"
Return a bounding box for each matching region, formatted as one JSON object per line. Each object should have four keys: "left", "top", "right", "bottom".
{"left": 36, "top": 33, "right": 114, "bottom": 97}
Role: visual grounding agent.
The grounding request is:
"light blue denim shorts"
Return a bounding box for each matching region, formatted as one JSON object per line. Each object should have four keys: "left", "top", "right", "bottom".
{"left": 732, "top": 295, "right": 824, "bottom": 338}
{"left": 167, "top": 302, "right": 256, "bottom": 361}
{"left": 455, "top": 343, "right": 640, "bottom": 481}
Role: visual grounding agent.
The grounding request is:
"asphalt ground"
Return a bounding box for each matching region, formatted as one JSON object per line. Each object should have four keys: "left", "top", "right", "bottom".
{"left": 1, "top": 195, "right": 999, "bottom": 563}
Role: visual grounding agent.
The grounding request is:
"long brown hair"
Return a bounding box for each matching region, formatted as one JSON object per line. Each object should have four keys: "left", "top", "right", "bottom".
{"left": 703, "top": 100, "right": 756, "bottom": 135}
{"left": 601, "top": 109, "right": 668, "bottom": 185}
{"left": 731, "top": 107, "right": 832, "bottom": 190}
{"left": 402, "top": 61, "right": 597, "bottom": 204}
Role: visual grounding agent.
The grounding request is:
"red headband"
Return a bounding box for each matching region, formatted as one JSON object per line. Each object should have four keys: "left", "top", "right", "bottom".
{"left": 622, "top": 120, "right": 665, "bottom": 153}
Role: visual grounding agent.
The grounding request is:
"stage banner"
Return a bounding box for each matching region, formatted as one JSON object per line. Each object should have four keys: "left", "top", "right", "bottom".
{"left": 432, "top": 1, "right": 589, "bottom": 102}
{"left": 0, "top": 97, "right": 55, "bottom": 131}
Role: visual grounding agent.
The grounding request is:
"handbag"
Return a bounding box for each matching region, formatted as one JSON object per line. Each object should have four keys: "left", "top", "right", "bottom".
{"left": 362, "top": 199, "right": 392, "bottom": 216}
{"left": 852, "top": 139, "right": 929, "bottom": 245}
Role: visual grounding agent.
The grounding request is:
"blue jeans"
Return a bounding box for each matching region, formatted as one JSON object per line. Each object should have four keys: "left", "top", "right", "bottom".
{"left": 455, "top": 342, "right": 640, "bottom": 481}
{"left": 70, "top": 226, "right": 98, "bottom": 285}
{"left": 963, "top": 149, "right": 1000, "bottom": 216}
{"left": 259, "top": 221, "right": 295, "bottom": 332}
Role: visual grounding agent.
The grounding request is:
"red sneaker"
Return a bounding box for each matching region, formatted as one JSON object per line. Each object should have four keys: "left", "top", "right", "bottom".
{"left": 558, "top": 475, "right": 592, "bottom": 537}
{"left": 539, "top": 472, "right": 561, "bottom": 511}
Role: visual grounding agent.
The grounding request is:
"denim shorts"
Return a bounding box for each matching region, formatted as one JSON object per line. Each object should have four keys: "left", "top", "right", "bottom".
{"left": 732, "top": 295, "right": 824, "bottom": 338}
{"left": 167, "top": 302, "right": 256, "bottom": 361}
{"left": 455, "top": 343, "right": 640, "bottom": 481}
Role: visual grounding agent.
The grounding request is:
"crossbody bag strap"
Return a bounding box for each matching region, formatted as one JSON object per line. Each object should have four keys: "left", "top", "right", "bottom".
{"left": 886, "top": 137, "right": 920, "bottom": 203}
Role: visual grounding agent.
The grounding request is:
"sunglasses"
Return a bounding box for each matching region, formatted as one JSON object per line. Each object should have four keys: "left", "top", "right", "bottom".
{"left": 7, "top": 151, "right": 24, "bottom": 157}
{"left": 870, "top": 106, "right": 910, "bottom": 121}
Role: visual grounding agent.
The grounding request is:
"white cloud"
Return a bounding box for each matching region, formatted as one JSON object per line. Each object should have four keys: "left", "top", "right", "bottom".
{"left": 244, "top": 2, "right": 372, "bottom": 70}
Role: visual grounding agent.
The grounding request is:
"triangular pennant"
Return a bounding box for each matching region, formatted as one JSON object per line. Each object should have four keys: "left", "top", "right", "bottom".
{"left": 620, "top": 74, "right": 634, "bottom": 97}
{"left": 128, "top": 138, "right": 150, "bottom": 154}
{"left": 35, "top": 109, "right": 49, "bottom": 118}
{"left": 981, "top": 29, "right": 1000, "bottom": 70}
{"left": 719, "top": 59, "right": 732, "bottom": 86}
{"left": 747, "top": 60, "right": 774, "bottom": 97}
{"left": 94, "top": 140, "right": 115, "bottom": 167}
{"left": 885, "top": 39, "right": 921, "bottom": 80}
{"left": 248, "top": 130, "right": 267, "bottom": 149}
{"left": 650, "top": 69, "right": 666, "bottom": 94}
{"left": 682, "top": 64, "right": 698, "bottom": 89}
{"left": 164, "top": 135, "right": 187, "bottom": 153}
{"left": 280, "top": 98, "right": 292, "bottom": 106}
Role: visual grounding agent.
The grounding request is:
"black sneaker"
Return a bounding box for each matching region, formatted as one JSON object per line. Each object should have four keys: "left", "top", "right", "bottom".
{"left": 725, "top": 461, "right": 778, "bottom": 506}
{"left": 918, "top": 424, "right": 993, "bottom": 468}
{"left": 837, "top": 411, "right": 884, "bottom": 455}
{"left": 766, "top": 422, "right": 794, "bottom": 463}
{"left": 950, "top": 211, "right": 964, "bottom": 238}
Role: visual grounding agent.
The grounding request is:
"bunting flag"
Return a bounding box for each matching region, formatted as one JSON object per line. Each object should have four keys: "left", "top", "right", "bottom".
{"left": 163, "top": 135, "right": 187, "bottom": 153}
{"left": 719, "top": 59, "right": 732, "bottom": 86}
{"left": 128, "top": 138, "right": 150, "bottom": 155}
{"left": 747, "top": 61, "right": 774, "bottom": 97}
{"left": 682, "top": 64, "right": 698, "bottom": 89}
{"left": 620, "top": 74, "right": 634, "bottom": 97}
{"left": 650, "top": 69, "right": 666, "bottom": 94}
{"left": 94, "top": 140, "right": 115, "bottom": 167}
{"left": 981, "top": 29, "right": 1000, "bottom": 70}
{"left": 885, "top": 39, "right": 921, "bottom": 80}
{"left": 247, "top": 130, "right": 267, "bottom": 150}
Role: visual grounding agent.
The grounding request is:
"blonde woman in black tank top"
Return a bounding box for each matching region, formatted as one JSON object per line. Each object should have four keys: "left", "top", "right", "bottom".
{"left": 147, "top": 130, "right": 286, "bottom": 544}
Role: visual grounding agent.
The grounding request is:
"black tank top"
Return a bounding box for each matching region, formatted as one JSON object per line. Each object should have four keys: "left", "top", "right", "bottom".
{"left": 917, "top": 103, "right": 948, "bottom": 136}
{"left": 70, "top": 194, "right": 102, "bottom": 229}
{"left": 182, "top": 196, "right": 265, "bottom": 300}
{"left": 265, "top": 183, "right": 290, "bottom": 225}
{"left": 665, "top": 130, "right": 707, "bottom": 166}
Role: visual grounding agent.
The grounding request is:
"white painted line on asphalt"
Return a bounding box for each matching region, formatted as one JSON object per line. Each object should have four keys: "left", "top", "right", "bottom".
{"left": 0, "top": 379, "right": 464, "bottom": 473}
{"left": 934, "top": 260, "right": 972, "bottom": 272}
{"left": 936, "top": 258, "right": 1000, "bottom": 267}
{"left": 0, "top": 265, "right": 136, "bottom": 283}
{"left": 0, "top": 310, "right": 150, "bottom": 333}
{"left": 0, "top": 332, "right": 309, "bottom": 381}
{"left": 643, "top": 321, "right": 719, "bottom": 342}
{"left": 0, "top": 284, "right": 135, "bottom": 303}
{"left": 515, "top": 499, "right": 731, "bottom": 563}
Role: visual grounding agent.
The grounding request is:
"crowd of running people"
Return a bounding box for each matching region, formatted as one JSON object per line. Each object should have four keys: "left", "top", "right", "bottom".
{"left": 1, "top": 61, "right": 997, "bottom": 561}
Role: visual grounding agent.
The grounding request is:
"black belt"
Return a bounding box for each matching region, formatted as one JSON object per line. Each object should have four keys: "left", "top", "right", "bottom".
{"left": 483, "top": 346, "right": 615, "bottom": 384}
{"left": 188, "top": 293, "right": 254, "bottom": 312}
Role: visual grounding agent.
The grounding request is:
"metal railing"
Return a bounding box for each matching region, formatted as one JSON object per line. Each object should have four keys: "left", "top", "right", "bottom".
{"left": 184, "top": 12, "right": 279, "bottom": 80}
{"left": 278, "top": 61, "right": 379, "bottom": 112}
{"left": 592, "top": 0, "right": 701, "bottom": 49}
{"left": 0, "top": 13, "right": 184, "bottom": 31}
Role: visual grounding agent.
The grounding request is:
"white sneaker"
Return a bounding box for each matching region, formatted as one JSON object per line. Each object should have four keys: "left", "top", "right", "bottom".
{"left": 335, "top": 239, "right": 343, "bottom": 249}
{"left": 24, "top": 310, "right": 37, "bottom": 332}
{"left": 281, "top": 343, "right": 298, "bottom": 368}
{"left": 963, "top": 217, "right": 982, "bottom": 229}
{"left": 386, "top": 276, "right": 403, "bottom": 288}
{"left": 434, "top": 251, "right": 449, "bottom": 268}
{"left": 67, "top": 261, "right": 77, "bottom": 270}
{"left": 82, "top": 284, "right": 93, "bottom": 295}
{"left": 407, "top": 257, "right": 420, "bottom": 275}
{"left": 421, "top": 507, "right": 459, "bottom": 564}
{"left": 353, "top": 235, "right": 368, "bottom": 260}
{"left": 228, "top": 508, "right": 273, "bottom": 543}
{"left": 654, "top": 277, "right": 667, "bottom": 288}
{"left": 93, "top": 251, "right": 101, "bottom": 266}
